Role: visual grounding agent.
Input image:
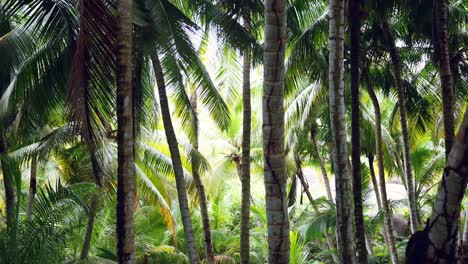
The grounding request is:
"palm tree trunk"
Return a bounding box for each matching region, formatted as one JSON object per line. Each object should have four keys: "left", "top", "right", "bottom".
{"left": 367, "top": 154, "right": 382, "bottom": 211}
{"left": 406, "top": 108, "right": 468, "bottom": 263}
{"left": 288, "top": 175, "right": 297, "bottom": 207}
{"left": 364, "top": 72, "right": 399, "bottom": 264}
{"left": 263, "top": 0, "right": 290, "bottom": 262}
{"left": 349, "top": 1, "right": 367, "bottom": 261}
{"left": 116, "top": 0, "right": 136, "bottom": 261}
{"left": 26, "top": 155, "right": 37, "bottom": 221}
{"left": 381, "top": 19, "right": 419, "bottom": 234}
{"left": 152, "top": 53, "right": 199, "bottom": 264}
{"left": 311, "top": 129, "right": 333, "bottom": 202}
{"left": 240, "top": 22, "right": 252, "bottom": 264}
{"left": 190, "top": 92, "right": 215, "bottom": 264}
{"left": 434, "top": 0, "right": 455, "bottom": 157}
{"left": 0, "top": 132, "right": 16, "bottom": 231}
{"left": 463, "top": 204, "right": 468, "bottom": 254}
{"left": 329, "top": 0, "right": 355, "bottom": 262}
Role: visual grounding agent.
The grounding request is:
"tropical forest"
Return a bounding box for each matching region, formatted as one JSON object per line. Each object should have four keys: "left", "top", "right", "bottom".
{"left": 0, "top": 0, "right": 467, "bottom": 263}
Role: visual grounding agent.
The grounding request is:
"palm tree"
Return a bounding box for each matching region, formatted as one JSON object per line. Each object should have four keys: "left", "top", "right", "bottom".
{"left": 116, "top": 0, "right": 136, "bottom": 262}
{"left": 406, "top": 108, "right": 468, "bottom": 263}
{"left": 434, "top": 0, "right": 455, "bottom": 157}
{"left": 329, "top": 0, "right": 355, "bottom": 262}
{"left": 263, "top": 0, "right": 290, "bottom": 262}
{"left": 363, "top": 67, "right": 399, "bottom": 264}
{"left": 379, "top": 8, "right": 419, "bottom": 234}
{"left": 349, "top": 0, "right": 367, "bottom": 262}
{"left": 151, "top": 53, "right": 199, "bottom": 264}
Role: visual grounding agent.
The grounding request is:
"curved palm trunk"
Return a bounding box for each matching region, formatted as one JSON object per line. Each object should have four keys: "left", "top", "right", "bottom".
{"left": 367, "top": 154, "right": 382, "bottom": 211}
{"left": 349, "top": 0, "right": 367, "bottom": 261}
{"left": 116, "top": 0, "right": 136, "bottom": 261}
{"left": 26, "top": 155, "right": 37, "bottom": 221}
{"left": 364, "top": 74, "right": 399, "bottom": 264}
{"left": 240, "top": 31, "right": 251, "bottom": 264}
{"left": 381, "top": 20, "right": 419, "bottom": 234}
{"left": 311, "top": 130, "right": 333, "bottom": 202}
{"left": 329, "top": 0, "right": 355, "bottom": 262}
{"left": 0, "top": 132, "right": 16, "bottom": 231}
{"left": 263, "top": 0, "right": 290, "bottom": 262}
{"left": 434, "top": 0, "right": 455, "bottom": 157}
{"left": 405, "top": 108, "right": 468, "bottom": 263}
{"left": 190, "top": 92, "right": 215, "bottom": 264}
{"left": 152, "top": 54, "right": 199, "bottom": 264}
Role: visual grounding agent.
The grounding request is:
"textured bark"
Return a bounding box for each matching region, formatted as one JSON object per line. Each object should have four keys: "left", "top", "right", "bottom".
{"left": 81, "top": 193, "right": 98, "bottom": 259}
{"left": 364, "top": 74, "right": 399, "bottom": 264}
{"left": 349, "top": 0, "right": 367, "bottom": 261}
{"left": 152, "top": 54, "right": 199, "bottom": 264}
{"left": 329, "top": 0, "right": 355, "bottom": 262}
{"left": 0, "top": 132, "right": 16, "bottom": 231}
{"left": 311, "top": 129, "right": 333, "bottom": 202}
{"left": 263, "top": 0, "right": 290, "bottom": 262}
{"left": 190, "top": 92, "right": 215, "bottom": 264}
{"left": 116, "top": 0, "right": 136, "bottom": 261}
{"left": 434, "top": 0, "right": 455, "bottom": 158}
{"left": 26, "top": 155, "right": 37, "bottom": 221}
{"left": 240, "top": 23, "right": 252, "bottom": 264}
{"left": 381, "top": 19, "right": 419, "bottom": 234}
{"left": 367, "top": 154, "right": 382, "bottom": 211}
{"left": 405, "top": 108, "right": 468, "bottom": 263}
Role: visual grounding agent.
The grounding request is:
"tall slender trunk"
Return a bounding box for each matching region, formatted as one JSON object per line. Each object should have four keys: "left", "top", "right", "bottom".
{"left": 311, "top": 129, "right": 333, "bottom": 202}
{"left": 381, "top": 19, "right": 419, "bottom": 234}
{"left": 405, "top": 108, "right": 468, "bottom": 263}
{"left": 190, "top": 92, "right": 215, "bottom": 264}
{"left": 329, "top": 0, "right": 355, "bottom": 262}
{"left": 463, "top": 203, "right": 468, "bottom": 252}
{"left": 0, "top": 132, "right": 16, "bottom": 231}
{"left": 288, "top": 175, "right": 297, "bottom": 207}
{"left": 295, "top": 162, "right": 338, "bottom": 263}
{"left": 263, "top": 0, "right": 289, "bottom": 262}
{"left": 364, "top": 72, "right": 399, "bottom": 264}
{"left": 367, "top": 154, "right": 382, "bottom": 211}
{"left": 116, "top": 0, "right": 136, "bottom": 261}
{"left": 26, "top": 155, "right": 37, "bottom": 221}
{"left": 152, "top": 54, "right": 199, "bottom": 264}
{"left": 240, "top": 19, "right": 252, "bottom": 264}
{"left": 349, "top": 1, "right": 367, "bottom": 261}
{"left": 434, "top": 0, "right": 455, "bottom": 157}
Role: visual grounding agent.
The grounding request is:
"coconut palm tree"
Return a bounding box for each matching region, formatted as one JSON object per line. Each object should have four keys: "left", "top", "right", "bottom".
{"left": 115, "top": 0, "right": 136, "bottom": 262}
{"left": 263, "top": 0, "right": 290, "bottom": 262}
{"left": 349, "top": 0, "right": 367, "bottom": 262}
{"left": 329, "top": 0, "right": 355, "bottom": 262}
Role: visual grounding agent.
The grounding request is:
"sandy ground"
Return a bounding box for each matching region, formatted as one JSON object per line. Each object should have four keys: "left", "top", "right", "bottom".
{"left": 301, "top": 167, "right": 408, "bottom": 215}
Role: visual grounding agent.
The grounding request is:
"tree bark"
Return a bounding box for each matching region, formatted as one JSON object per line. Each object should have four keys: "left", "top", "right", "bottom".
{"left": 116, "top": 0, "right": 136, "bottom": 261}
{"left": 190, "top": 92, "right": 215, "bottom": 264}
{"left": 26, "top": 155, "right": 37, "bottom": 221}
{"left": 240, "top": 20, "right": 252, "bottom": 264}
{"left": 329, "top": 0, "right": 355, "bottom": 262}
{"left": 311, "top": 129, "right": 333, "bottom": 202}
{"left": 0, "top": 132, "right": 16, "bottom": 231}
{"left": 364, "top": 72, "right": 399, "bottom": 264}
{"left": 152, "top": 54, "right": 199, "bottom": 264}
{"left": 434, "top": 0, "right": 455, "bottom": 158}
{"left": 405, "top": 108, "right": 468, "bottom": 263}
{"left": 381, "top": 19, "right": 419, "bottom": 234}
{"left": 349, "top": 0, "right": 367, "bottom": 261}
{"left": 263, "top": 0, "right": 290, "bottom": 262}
